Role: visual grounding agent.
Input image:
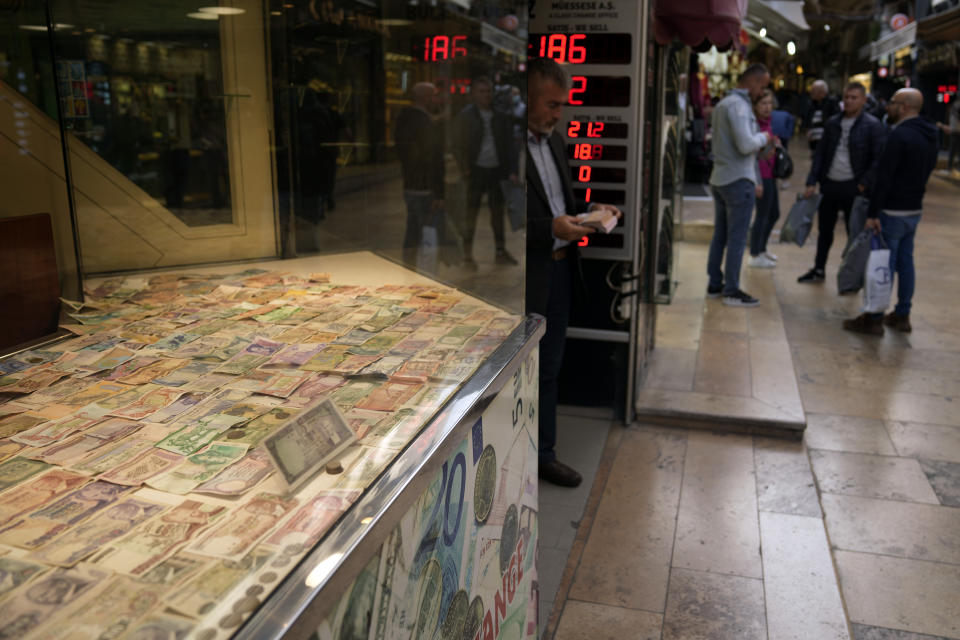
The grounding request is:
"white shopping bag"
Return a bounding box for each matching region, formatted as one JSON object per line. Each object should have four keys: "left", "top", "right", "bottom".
{"left": 417, "top": 225, "right": 439, "bottom": 274}
{"left": 862, "top": 234, "right": 892, "bottom": 314}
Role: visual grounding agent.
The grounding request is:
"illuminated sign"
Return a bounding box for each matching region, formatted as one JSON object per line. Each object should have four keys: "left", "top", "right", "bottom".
{"left": 419, "top": 35, "right": 467, "bottom": 61}
{"left": 568, "top": 76, "right": 631, "bottom": 107}
{"left": 528, "top": 33, "right": 632, "bottom": 64}
{"left": 567, "top": 143, "right": 628, "bottom": 162}
{"left": 567, "top": 121, "right": 629, "bottom": 139}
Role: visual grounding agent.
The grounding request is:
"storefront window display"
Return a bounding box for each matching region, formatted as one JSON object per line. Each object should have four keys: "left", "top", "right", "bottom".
{"left": 1, "top": 2, "right": 535, "bottom": 638}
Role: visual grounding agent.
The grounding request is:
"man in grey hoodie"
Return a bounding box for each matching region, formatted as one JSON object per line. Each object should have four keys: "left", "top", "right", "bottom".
{"left": 706, "top": 64, "right": 773, "bottom": 307}
{"left": 843, "top": 88, "right": 939, "bottom": 335}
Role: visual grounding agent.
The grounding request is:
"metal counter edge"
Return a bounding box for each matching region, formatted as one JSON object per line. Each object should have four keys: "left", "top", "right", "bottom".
{"left": 232, "top": 313, "right": 546, "bottom": 640}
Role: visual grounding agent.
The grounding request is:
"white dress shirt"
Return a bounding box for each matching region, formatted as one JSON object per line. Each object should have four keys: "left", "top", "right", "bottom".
{"left": 527, "top": 130, "right": 569, "bottom": 250}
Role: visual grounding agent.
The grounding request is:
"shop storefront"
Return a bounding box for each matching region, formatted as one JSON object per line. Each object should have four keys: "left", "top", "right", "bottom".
{"left": 0, "top": 1, "right": 686, "bottom": 637}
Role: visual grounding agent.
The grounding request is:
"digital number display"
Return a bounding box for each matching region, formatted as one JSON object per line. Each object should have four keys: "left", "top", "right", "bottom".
{"left": 528, "top": 33, "right": 632, "bottom": 64}
{"left": 571, "top": 166, "right": 627, "bottom": 183}
{"left": 568, "top": 76, "right": 631, "bottom": 107}
{"left": 417, "top": 35, "right": 468, "bottom": 61}
{"left": 578, "top": 232, "right": 625, "bottom": 249}
{"left": 567, "top": 143, "right": 628, "bottom": 162}
{"left": 574, "top": 188, "right": 626, "bottom": 204}
{"left": 567, "top": 121, "right": 629, "bottom": 139}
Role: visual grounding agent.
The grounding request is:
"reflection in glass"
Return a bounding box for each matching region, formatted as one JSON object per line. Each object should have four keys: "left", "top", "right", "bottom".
{"left": 272, "top": 1, "right": 528, "bottom": 312}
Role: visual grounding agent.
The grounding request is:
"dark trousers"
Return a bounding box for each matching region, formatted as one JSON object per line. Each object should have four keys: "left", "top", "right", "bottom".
{"left": 814, "top": 179, "right": 858, "bottom": 271}
{"left": 538, "top": 253, "right": 571, "bottom": 465}
{"left": 464, "top": 167, "right": 506, "bottom": 255}
{"left": 949, "top": 132, "right": 960, "bottom": 171}
{"left": 750, "top": 177, "right": 780, "bottom": 256}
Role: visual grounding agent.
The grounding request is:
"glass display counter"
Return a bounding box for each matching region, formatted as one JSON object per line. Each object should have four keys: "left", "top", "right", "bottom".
{"left": 1, "top": 1, "right": 536, "bottom": 637}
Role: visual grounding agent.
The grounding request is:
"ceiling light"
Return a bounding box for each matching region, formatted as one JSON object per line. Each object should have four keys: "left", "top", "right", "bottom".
{"left": 18, "top": 23, "right": 74, "bottom": 31}
{"left": 759, "top": 27, "right": 767, "bottom": 38}
{"left": 198, "top": 6, "right": 246, "bottom": 15}
{"left": 824, "top": 24, "right": 831, "bottom": 31}
{"left": 787, "top": 41, "right": 797, "bottom": 55}
{"left": 187, "top": 11, "right": 220, "bottom": 19}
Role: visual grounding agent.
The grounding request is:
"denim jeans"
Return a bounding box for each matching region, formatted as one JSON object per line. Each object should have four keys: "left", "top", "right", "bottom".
{"left": 708, "top": 178, "right": 756, "bottom": 295}
{"left": 750, "top": 177, "right": 780, "bottom": 257}
{"left": 402, "top": 192, "right": 444, "bottom": 267}
{"left": 880, "top": 212, "right": 921, "bottom": 316}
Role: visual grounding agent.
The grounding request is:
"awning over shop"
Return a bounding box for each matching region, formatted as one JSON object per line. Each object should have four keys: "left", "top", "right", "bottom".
{"left": 654, "top": 0, "right": 749, "bottom": 49}
{"left": 918, "top": 4, "right": 960, "bottom": 43}
{"left": 858, "top": 21, "right": 917, "bottom": 60}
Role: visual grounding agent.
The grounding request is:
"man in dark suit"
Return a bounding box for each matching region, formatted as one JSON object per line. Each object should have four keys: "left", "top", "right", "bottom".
{"left": 455, "top": 76, "right": 519, "bottom": 268}
{"left": 526, "top": 57, "right": 621, "bottom": 487}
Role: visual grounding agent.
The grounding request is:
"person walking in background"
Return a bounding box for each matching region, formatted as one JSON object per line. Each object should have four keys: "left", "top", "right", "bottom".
{"left": 843, "top": 89, "right": 939, "bottom": 335}
{"left": 802, "top": 80, "right": 839, "bottom": 154}
{"left": 770, "top": 97, "right": 796, "bottom": 189}
{"left": 937, "top": 97, "right": 960, "bottom": 176}
{"left": 525, "top": 57, "right": 621, "bottom": 487}
{"left": 705, "top": 64, "right": 774, "bottom": 307}
{"left": 455, "top": 75, "right": 519, "bottom": 269}
{"left": 749, "top": 89, "right": 780, "bottom": 269}
{"left": 798, "top": 82, "right": 886, "bottom": 284}
{"left": 395, "top": 82, "right": 446, "bottom": 269}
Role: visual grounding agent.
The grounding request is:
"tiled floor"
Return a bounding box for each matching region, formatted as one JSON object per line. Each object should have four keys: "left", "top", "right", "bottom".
{"left": 541, "top": 158, "right": 960, "bottom": 638}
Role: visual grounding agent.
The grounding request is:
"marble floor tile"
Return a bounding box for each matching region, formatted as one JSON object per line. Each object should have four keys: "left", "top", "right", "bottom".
{"left": 644, "top": 347, "right": 697, "bottom": 392}
{"left": 539, "top": 503, "right": 584, "bottom": 550}
{"left": 694, "top": 331, "right": 751, "bottom": 397}
{"left": 655, "top": 308, "right": 704, "bottom": 350}
{"left": 567, "top": 428, "right": 686, "bottom": 612}
{"left": 799, "top": 382, "right": 960, "bottom": 427}
{"left": 919, "top": 459, "right": 960, "bottom": 507}
{"left": 886, "top": 421, "right": 960, "bottom": 464}
{"left": 809, "top": 450, "right": 940, "bottom": 504}
{"left": 553, "top": 600, "right": 662, "bottom": 640}
{"left": 702, "top": 301, "right": 748, "bottom": 335}
{"left": 804, "top": 413, "right": 898, "bottom": 455}
{"left": 673, "top": 431, "right": 762, "bottom": 578}
{"left": 661, "top": 568, "right": 767, "bottom": 640}
{"left": 636, "top": 387, "right": 804, "bottom": 425}
{"left": 821, "top": 493, "right": 960, "bottom": 564}
{"left": 759, "top": 512, "right": 850, "bottom": 640}
{"left": 749, "top": 337, "right": 804, "bottom": 417}
{"left": 754, "top": 438, "right": 821, "bottom": 517}
{"left": 834, "top": 550, "right": 960, "bottom": 639}
{"left": 791, "top": 352, "right": 960, "bottom": 398}
{"left": 852, "top": 623, "right": 957, "bottom": 640}
{"left": 538, "top": 546, "right": 571, "bottom": 604}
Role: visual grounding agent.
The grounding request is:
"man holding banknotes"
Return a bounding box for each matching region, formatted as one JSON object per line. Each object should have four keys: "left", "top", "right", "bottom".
{"left": 525, "top": 57, "right": 622, "bottom": 488}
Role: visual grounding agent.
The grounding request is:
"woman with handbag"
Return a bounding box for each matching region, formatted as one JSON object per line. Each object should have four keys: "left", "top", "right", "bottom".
{"left": 748, "top": 89, "right": 784, "bottom": 268}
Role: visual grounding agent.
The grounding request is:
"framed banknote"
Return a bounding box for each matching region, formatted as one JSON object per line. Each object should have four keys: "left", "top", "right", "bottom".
{"left": 260, "top": 398, "right": 357, "bottom": 492}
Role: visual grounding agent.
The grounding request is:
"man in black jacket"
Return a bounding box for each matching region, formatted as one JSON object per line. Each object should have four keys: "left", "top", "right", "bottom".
{"left": 455, "top": 76, "right": 519, "bottom": 268}
{"left": 526, "top": 57, "right": 620, "bottom": 487}
{"left": 844, "top": 89, "right": 940, "bottom": 335}
{"left": 798, "top": 82, "right": 886, "bottom": 283}
{"left": 802, "top": 80, "right": 839, "bottom": 153}
{"left": 395, "top": 83, "right": 445, "bottom": 268}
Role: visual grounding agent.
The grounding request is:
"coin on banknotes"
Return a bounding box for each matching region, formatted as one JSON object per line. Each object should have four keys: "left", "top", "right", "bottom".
{"left": 473, "top": 445, "right": 496, "bottom": 524}
{"left": 439, "top": 589, "right": 468, "bottom": 639}
{"left": 414, "top": 558, "right": 442, "bottom": 640}
{"left": 500, "top": 504, "right": 518, "bottom": 574}
{"left": 462, "top": 596, "right": 484, "bottom": 640}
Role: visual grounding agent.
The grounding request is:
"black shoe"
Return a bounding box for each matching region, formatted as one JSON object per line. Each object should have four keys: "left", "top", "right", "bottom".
{"left": 539, "top": 460, "right": 583, "bottom": 487}
{"left": 495, "top": 249, "right": 518, "bottom": 265}
{"left": 707, "top": 284, "right": 724, "bottom": 298}
{"left": 883, "top": 312, "right": 912, "bottom": 333}
{"left": 722, "top": 289, "right": 760, "bottom": 307}
{"left": 798, "top": 268, "right": 825, "bottom": 283}
{"left": 843, "top": 313, "right": 884, "bottom": 336}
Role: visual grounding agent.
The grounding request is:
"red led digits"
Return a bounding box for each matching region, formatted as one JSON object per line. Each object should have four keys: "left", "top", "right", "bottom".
{"left": 537, "top": 34, "right": 587, "bottom": 64}
{"left": 567, "top": 121, "right": 582, "bottom": 138}
{"left": 577, "top": 166, "right": 592, "bottom": 182}
{"left": 587, "top": 122, "right": 604, "bottom": 137}
{"left": 423, "top": 35, "right": 467, "bottom": 61}
{"left": 569, "top": 76, "right": 587, "bottom": 105}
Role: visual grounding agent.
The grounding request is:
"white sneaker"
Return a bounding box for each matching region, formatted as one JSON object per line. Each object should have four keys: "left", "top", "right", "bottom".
{"left": 763, "top": 251, "right": 778, "bottom": 262}
{"left": 748, "top": 255, "right": 776, "bottom": 268}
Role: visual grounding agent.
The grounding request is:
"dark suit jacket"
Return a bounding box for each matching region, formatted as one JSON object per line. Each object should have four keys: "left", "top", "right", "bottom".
{"left": 525, "top": 131, "right": 582, "bottom": 316}
{"left": 455, "top": 104, "right": 518, "bottom": 178}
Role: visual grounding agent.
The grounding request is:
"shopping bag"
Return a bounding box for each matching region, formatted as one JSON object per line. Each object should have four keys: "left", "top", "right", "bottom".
{"left": 862, "top": 234, "right": 892, "bottom": 313}
{"left": 837, "top": 229, "right": 872, "bottom": 294}
{"left": 500, "top": 179, "right": 525, "bottom": 232}
{"left": 779, "top": 193, "right": 821, "bottom": 247}
{"left": 843, "top": 196, "right": 870, "bottom": 255}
